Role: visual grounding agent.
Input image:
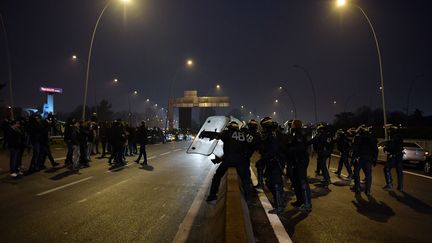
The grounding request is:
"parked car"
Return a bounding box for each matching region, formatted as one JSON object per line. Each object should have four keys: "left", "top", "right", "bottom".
{"left": 377, "top": 142, "right": 426, "bottom": 165}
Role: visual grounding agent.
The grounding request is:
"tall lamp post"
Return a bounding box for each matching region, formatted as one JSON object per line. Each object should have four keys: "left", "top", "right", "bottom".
{"left": 0, "top": 14, "right": 14, "bottom": 120}
{"left": 82, "top": 0, "right": 131, "bottom": 121}
{"left": 278, "top": 86, "right": 297, "bottom": 119}
{"left": 293, "top": 64, "right": 318, "bottom": 124}
{"left": 165, "top": 59, "right": 194, "bottom": 131}
{"left": 336, "top": 0, "right": 388, "bottom": 139}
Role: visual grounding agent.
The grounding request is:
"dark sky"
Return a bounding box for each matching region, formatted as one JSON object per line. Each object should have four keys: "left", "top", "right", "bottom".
{"left": 0, "top": 0, "right": 431, "bottom": 124}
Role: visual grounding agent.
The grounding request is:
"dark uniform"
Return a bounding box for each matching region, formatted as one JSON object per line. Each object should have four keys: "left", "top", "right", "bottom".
{"left": 383, "top": 126, "right": 404, "bottom": 191}
{"left": 311, "top": 125, "right": 333, "bottom": 185}
{"left": 135, "top": 122, "right": 149, "bottom": 165}
{"left": 335, "top": 130, "right": 353, "bottom": 179}
{"left": 260, "top": 118, "right": 286, "bottom": 214}
{"left": 288, "top": 120, "right": 312, "bottom": 212}
{"left": 351, "top": 125, "right": 378, "bottom": 195}
{"left": 201, "top": 121, "right": 255, "bottom": 203}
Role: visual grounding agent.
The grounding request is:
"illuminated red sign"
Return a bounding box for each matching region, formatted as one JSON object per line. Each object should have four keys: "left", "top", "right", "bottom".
{"left": 40, "top": 87, "right": 63, "bottom": 94}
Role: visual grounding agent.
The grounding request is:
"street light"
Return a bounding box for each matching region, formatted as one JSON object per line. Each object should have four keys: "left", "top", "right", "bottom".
{"left": 335, "top": 0, "right": 388, "bottom": 139}
{"left": 275, "top": 99, "right": 279, "bottom": 103}
{"left": 166, "top": 58, "right": 194, "bottom": 130}
{"left": 133, "top": 90, "right": 138, "bottom": 95}
{"left": 293, "top": 65, "right": 317, "bottom": 124}
{"left": 1, "top": 13, "right": 14, "bottom": 120}
{"left": 114, "top": 78, "right": 119, "bottom": 83}
{"left": 216, "top": 84, "right": 221, "bottom": 89}
{"left": 279, "top": 85, "right": 297, "bottom": 118}
{"left": 333, "top": 100, "right": 337, "bottom": 104}
{"left": 72, "top": 55, "right": 77, "bottom": 60}
{"left": 82, "top": 0, "right": 131, "bottom": 121}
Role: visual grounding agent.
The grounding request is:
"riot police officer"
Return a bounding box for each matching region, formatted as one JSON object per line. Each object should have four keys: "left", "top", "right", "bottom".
{"left": 351, "top": 125, "right": 378, "bottom": 195}
{"left": 200, "top": 121, "right": 253, "bottom": 203}
{"left": 335, "top": 129, "right": 353, "bottom": 179}
{"left": 382, "top": 125, "right": 404, "bottom": 191}
{"left": 260, "top": 117, "right": 286, "bottom": 214}
{"left": 288, "top": 120, "right": 312, "bottom": 212}
{"left": 311, "top": 124, "right": 333, "bottom": 186}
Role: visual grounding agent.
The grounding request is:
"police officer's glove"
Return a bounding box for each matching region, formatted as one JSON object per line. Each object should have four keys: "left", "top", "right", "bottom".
{"left": 211, "top": 157, "right": 222, "bottom": 164}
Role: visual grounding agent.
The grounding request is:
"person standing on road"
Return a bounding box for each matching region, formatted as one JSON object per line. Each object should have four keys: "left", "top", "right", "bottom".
{"left": 99, "top": 121, "right": 109, "bottom": 158}
{"left": 382, "top": 125, "right": 404, "bottom": 192}
{"left": 64, "top": 118, "right": 75, "bottom": 165}
{"left": 260, "top": 117, "right": 286, "bottom": 214}
{"left": 6, "top": 120, "right": 26, "bottom": 178}
{"left": 70, "top": 120, "right": 81, "bottom": 171}
{"left": 335, "top": 129, "right": 353, "bottom": 180}
{"left": 351, "top": 125, "right": 378, "bottom": 195}
{"left": 288, "top": 120, "right": 312, "bottom": 213}
{"left": 310, "top": 124, "right": 333, "bottom": 186}
{"left": 200, "top": 121, "right": 253, "bottom": 204}
{"left": 27, "top": 115, "right": 43, "bottom": 173}
{"left": 39, "top": 118, "right": 60, "bottom": 169}
{"left": 135, "top": 121, "right": 148, "bottom": 165}
{"left": 79, "top": 121, "right": 90, "bottom": 167}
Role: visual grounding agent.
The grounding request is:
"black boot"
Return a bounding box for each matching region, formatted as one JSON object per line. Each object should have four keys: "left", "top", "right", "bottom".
{"left": 269, "top": 184, "right": 285, "bottom": 214}
{"left": 254, "top": 169, "right": 264, "bottom": 188}
{"left": 297, "top": 181, "right": 312, "bottom": 213}
{"left": 383, "top": 167, "right": 393, "bottom": 191}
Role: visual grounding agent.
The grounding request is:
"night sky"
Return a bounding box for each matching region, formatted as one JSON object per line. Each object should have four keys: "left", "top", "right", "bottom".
{"left": 0, "top": 0, "right": 431, "bottom": 124}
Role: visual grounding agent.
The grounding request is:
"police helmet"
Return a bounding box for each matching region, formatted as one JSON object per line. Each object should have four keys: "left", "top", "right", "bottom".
{"left": 248, "top": 119, "right": 258, "bottom": 130}
{"left": 227, "top": 121, "right": 239, "bottom": 130}
{"left": 356, "top": 124, "right": 369, "bottom": 133}
{"left": 336, "top": 129, "right": 345, "bottom": 135}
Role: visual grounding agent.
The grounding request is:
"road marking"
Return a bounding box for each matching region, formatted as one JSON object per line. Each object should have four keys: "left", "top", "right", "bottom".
{"left": 54, "top": 157, "right": 66, "bottom": 161}
{"left": 148, "top": 156, "right": 157, "bottom": 160}
{"left": 36, "top": 176, "right": 93, "bottom": 196}
{"left": 172, "top": 165, "right": 216, "bottom": 243}
{"left": 78, "top": 198, "right": 87, "bottom": 203}
{"left": 403, "top": 171, "right": 432, "bottom": 180}
{"left": 173, "top": 149, "right": 183, "bottom": 152}
{"left": 251, "top": 169, "right": 293, "bottom": 243}
{"left": 160, "top": 152, "right": 171, "bottom": 156}
{"left": 331, "top": 154, "right": 432, "bottom": 180}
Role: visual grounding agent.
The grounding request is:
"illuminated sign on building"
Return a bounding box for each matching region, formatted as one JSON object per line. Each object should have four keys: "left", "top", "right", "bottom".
{"left": 40, "top": 87, "right": 63, "bottom": 94}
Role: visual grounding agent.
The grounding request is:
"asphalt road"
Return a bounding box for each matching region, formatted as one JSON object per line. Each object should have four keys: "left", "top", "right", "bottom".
{"left": 249, "top": 153, "right": 432, "bottom": 243}
{"left": 0, "top": 141, "right": 215, "bottom": 243}
{"left": 1, "top": 143, "right": 432, "bottom": 243}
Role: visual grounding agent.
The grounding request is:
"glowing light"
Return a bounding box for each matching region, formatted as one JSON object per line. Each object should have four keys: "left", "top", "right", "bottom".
{"left": 336, "top": 0, "right": 346, "bottom": 7}
{"left": 114, "top": 78, "right": 118, "bottom": 83}
{"left": 275, "top": 99, "right": 279, "bottom": 103}
{"left": 133, "top": 90, "right": 138, "bottom": 95}
{"left": 333, "top": 100, "right": 337, "bottom": 104}
{"left": 72, "top": 55, "right": 77, "bottom": 60}
{"left": 216, "top": 84, "right": 221, "bottom": 89}
{"left": 186, "top": 59, "right": 193, "bottom": 67}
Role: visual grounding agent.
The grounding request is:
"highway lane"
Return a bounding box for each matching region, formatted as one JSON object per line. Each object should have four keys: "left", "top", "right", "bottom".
{"left": 250, "top": 154, "right": 432, "bottom": 243}
{"left": 0, "top": 141, "right": 216, "bottom": 242}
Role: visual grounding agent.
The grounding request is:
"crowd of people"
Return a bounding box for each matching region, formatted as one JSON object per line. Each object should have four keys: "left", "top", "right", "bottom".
{"left": 1, "top": 114, "right": 150, "bottom": 177}
{"left": 200, "top": 117, "right": 404, "bottom": 215}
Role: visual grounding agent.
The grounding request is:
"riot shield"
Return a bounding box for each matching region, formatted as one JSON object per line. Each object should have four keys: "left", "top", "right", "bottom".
{"left": 187, "top": 116, "right": 230, "bottom": 156}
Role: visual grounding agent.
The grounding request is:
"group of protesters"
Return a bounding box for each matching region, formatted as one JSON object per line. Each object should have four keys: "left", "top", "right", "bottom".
{"left": 2, "top": 114, "right": 150, "bottom": 177}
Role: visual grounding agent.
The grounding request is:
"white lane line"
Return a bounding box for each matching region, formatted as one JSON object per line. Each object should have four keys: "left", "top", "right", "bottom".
{"left": 331, "top": 154, "right": 432, "bottom": 180}
{"left": 148, "top": 156, "right": 157, "bottom": 160}
{"left": 403, "top": 171, "right": 432, "bottom": 180}
{"left": 172, "top": 165, "right": 216, "bottom": 243}
{"left": 251, "top": 169, "right": 292, "bottom": 243}
{"left": 160, "top": 152, "right": 171, "bottom": 156}
{"left": 78, "top": 198, "right": 87, "bottom": 203}
{"left": 36, "top": 176, "right": 93, "bottom": 196}
{"left": 173, "top": 149, "right": 183, "bottom": 152}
